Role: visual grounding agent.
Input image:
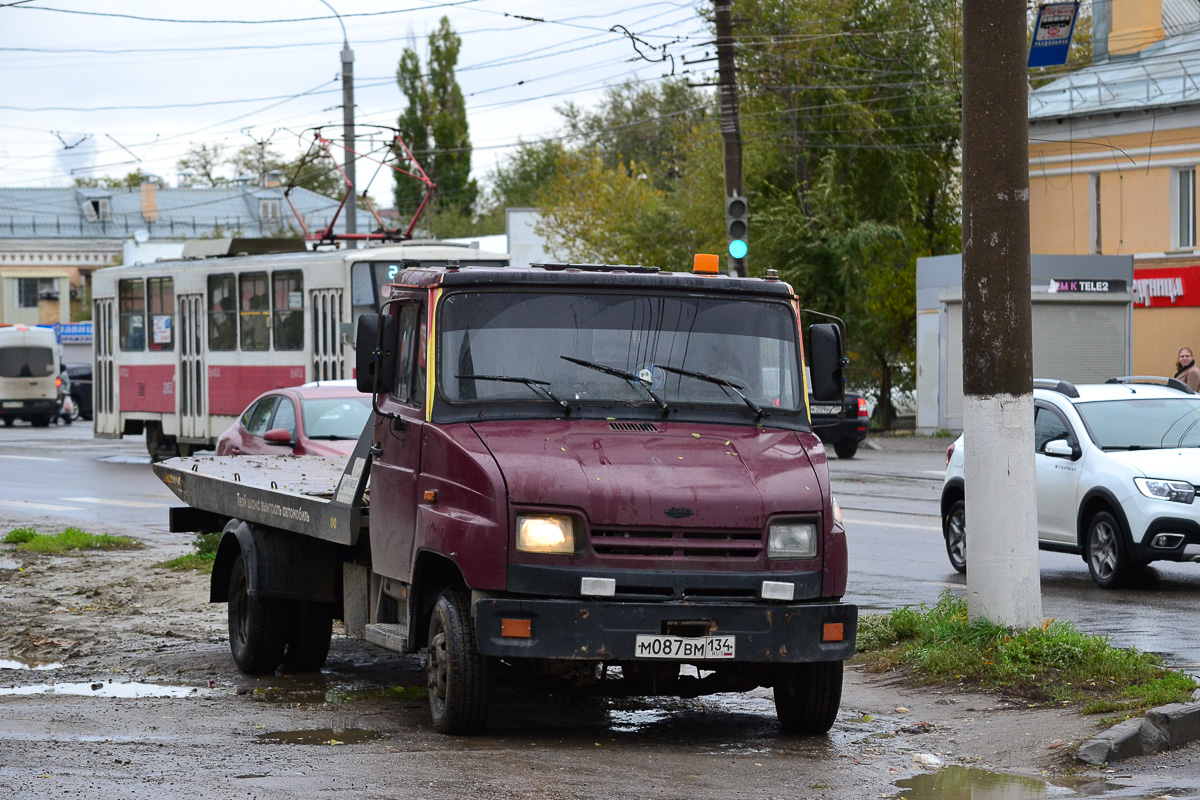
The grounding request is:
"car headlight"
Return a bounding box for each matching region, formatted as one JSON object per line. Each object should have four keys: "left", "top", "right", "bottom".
{"left": 768, "top": 520, "right": 818, "bottom": 559}
{"left": 1134, "top": 478, "right": 1195, "bottom": 504}
{"left": 516, "top": 514, "right": 576, "bottom": 554}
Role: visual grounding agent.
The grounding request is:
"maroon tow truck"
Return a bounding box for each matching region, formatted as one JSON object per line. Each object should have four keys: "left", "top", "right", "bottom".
{"left": 153, "top": 256, "right": 857, "bottom": 735}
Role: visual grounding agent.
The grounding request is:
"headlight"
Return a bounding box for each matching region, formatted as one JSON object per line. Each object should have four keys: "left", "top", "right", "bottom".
{"left": 768, "top": 520, "right": 818, "bottom": 559}
{"left": 1134, "top": 478, "right": 1195, "bottom": 504}
{"left": 516, "top": 514, "right": 576, "bottom": 554}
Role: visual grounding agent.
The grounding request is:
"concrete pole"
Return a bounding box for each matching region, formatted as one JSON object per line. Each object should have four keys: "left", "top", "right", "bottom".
{"left": 961, "top": 0, "right": 1043, "bottom": 627}
{"left": 342, "top": 43, "right": 357, "bottom": 239}
{"left": 714, "top": 0, "right": 746, "bottom": 277}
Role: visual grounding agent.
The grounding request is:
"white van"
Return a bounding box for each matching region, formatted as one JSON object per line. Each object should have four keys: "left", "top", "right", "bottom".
{"left": 0, "top": 326, "right": 60, "bottom": 427}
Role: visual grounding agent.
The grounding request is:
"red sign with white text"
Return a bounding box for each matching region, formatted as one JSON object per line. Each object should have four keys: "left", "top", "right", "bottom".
{"left": 1132, "top": 266, "right": 1200, "bottom": 308}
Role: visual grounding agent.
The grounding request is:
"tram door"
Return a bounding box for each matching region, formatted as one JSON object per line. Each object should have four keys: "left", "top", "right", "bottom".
{"left": 93, "top": 297, "right": 118, "bottom": 437}
{"left": 177, "top": 294, "right": 205, "bottom": 441}
{"left": 311, "top": 288, "right": 344, "bottom": 381}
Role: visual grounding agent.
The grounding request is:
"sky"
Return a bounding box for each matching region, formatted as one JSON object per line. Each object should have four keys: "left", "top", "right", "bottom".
{"left": 0, "top": 0, "right": 716, "bottom": 208}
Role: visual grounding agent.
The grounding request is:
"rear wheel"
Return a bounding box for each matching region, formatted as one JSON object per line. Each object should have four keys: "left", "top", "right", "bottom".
{"left": 227, "top": 552, "right": 287, "bottom": 674}
{"left": 774, "top": 660, "right": 844, "bottom": 734}
{"left": 30, "top": 415, "right": 51, "bottom": 428}
{"left": 833, "top": 439, "right": 858, "bottom": 459}
{"left": 1086, "top": 510, "right": 1134, "bottom": 589}
{"left": 426, "top": 589, "right": 491, "bottom": 734}
{"left": 282, "top": 601, "right": 333, "bottom": 672}
{"left": 1, "top": 417, "right": 11, "bottom": 427}
{"left": 943, "top": 500, "right": 967, "bottom": 573}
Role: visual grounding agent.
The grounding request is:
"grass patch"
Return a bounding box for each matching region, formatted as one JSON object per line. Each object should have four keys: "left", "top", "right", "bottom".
{"left": 159, "top": 532, "right": 220, "bottom": 574}
{"left": 855, "top": 591, "right": 1197, "bottom": 718}
{"left": 6, "top": 526, "right": 139, "bottom": 553}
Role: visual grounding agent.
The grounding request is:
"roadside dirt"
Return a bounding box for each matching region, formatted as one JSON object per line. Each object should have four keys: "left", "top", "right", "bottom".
{"left": 0, "top": 522, "right": 1177, "bottom": 799}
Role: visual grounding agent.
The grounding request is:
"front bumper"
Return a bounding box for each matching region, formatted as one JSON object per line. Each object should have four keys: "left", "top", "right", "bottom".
{"left": 474, "top": 597, "right": 857, "bottom": 663}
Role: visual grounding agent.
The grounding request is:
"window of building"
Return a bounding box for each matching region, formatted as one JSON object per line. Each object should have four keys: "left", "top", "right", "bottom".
{"left": 118, "top": 279, "right": 146, "bottom": 351}
{"left": 147, "top": 276, "right": 174, "bottom": 352}
{"left": 272, "top": 271, "right": 304, "bottom": 350}
{"left": 81, "top": 197, "right": 111, "bottom": 222}
{"left": 259, "top": 198, "right": 281, "bottom": 224}
{"left": 239, "top": 272, "right": 270, "bottom": 351}
{"left": 1178, "top": 167, "right": 1196, "bottom": 249}
{"left": 16, "top": 277, "right": 56, "bottom": 309}
{"left": 208, "top": 274, "right": 237, "bottom": 351}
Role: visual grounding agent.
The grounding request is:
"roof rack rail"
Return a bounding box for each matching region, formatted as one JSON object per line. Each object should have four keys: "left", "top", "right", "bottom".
{"left": 1105, "top": 376, "right": 1196, "bottom": 394}
{"left": 530, "top": 262, "right": 661, "bottom": 274}
{"left": 1033, "top": 379, "right": 1080, "bottom": 398}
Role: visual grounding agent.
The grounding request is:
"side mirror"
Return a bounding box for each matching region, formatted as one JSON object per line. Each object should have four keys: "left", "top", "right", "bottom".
{"left": 263, "top": 428, "right": 294, "bottom": 446}
{"left": 808, "top": 323, "right": 845, "bottom": 402}
{"left": 355, "top": 314, "right": 397, "bottom": 394}
{"left": 1043, "top": 439, "right": 1080, "bottom": 460}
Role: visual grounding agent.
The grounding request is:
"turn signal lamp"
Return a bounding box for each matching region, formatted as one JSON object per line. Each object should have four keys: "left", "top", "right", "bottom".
{"left": 693, "top": 253, "right": 720, "bottom": 274}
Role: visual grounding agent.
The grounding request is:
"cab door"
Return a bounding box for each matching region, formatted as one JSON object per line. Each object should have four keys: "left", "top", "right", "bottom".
{"left": 1034, "top": 403, "right": 1083, "bottom": 544}
{"left": 369, "top": 297, "right": 427, "bottom": 580}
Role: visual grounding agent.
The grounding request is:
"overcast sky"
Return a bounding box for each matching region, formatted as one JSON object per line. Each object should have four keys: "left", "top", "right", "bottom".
{"left": 0, "top": 0, "right": 714, "bottom": 207}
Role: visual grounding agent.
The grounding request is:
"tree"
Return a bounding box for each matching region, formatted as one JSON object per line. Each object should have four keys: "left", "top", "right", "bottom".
{"left": 228, "top": 144, "right": 342, "bottom": 198}
{"left": 176, "top": 143, "right": 228, "bottom": 187}
{"left": 73, "top": 170, "right": 156, "bottom": 189}
{"left": 394, "top": 16, "right": 477, "bottom": 230}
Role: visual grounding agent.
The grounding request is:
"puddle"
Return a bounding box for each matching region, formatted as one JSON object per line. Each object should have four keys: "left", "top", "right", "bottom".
{"left": 96, "top": 455, "right": 151, "bottom": 465}
{"left": 0, "top": 659, "right": 62, "bottom": 671}
{"left": 257, "top": 728, "right": 386, "bottom": 745}
{"left": 894, "top": 766, "right": 1070, "bottom": 798}
{"left": 608, "top": 707, "right": 671, "bottom": 732}
{"left": 0, "top": 681, "right": 213, "bottom": 698}
{"left": 325, "top": 685, "right": 426, "bottom": 703}
{"left": 0, "top": 557, "right": 19, "bottom": 570}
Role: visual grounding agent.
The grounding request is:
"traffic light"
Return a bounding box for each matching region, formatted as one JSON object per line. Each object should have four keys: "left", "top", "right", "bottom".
{"left": 725, "top": 195, "right": 748, "bottom": 270}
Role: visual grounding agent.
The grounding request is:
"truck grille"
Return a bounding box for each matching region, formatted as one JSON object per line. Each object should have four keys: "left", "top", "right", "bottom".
{"left": 591, "top": 528, "right": 763, "bottom": 559}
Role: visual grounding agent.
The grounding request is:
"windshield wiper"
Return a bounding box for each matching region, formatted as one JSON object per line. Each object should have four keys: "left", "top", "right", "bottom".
{"left": 559, "top": 356, "right": 669, "bottom": 415}
{"left": 457, "top": 374, "right": 571, "bottom": 414}
{"left": 654, "top": 363, "right": 767, "bottom": 421}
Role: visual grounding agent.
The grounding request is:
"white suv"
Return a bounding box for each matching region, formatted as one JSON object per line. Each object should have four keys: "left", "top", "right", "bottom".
{"left": 941, "top": 377, "right": 1200, "bottom": 589}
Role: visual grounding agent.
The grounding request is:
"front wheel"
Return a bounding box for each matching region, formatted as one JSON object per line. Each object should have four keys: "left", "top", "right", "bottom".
{"left": 227, "top": 552, "right": 287, "bottom": 674}
{"left": 426, "top": 590, "right": 491, "bottom": 734}
{"left": 833, "top": 439, "right": 858, "bottom": 459}
{"left": 943, "top": 500, "right": 966, "bottom": 573}
{"left": 774, "top": 660, "right": 844, "bottom": 734}
{"left": 1086, "top": 510, "right": 1134, "bottom": 589}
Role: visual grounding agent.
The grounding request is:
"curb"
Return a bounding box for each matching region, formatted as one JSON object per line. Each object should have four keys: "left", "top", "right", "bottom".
{"left": 1076, "top": 702, "right": 1200, "bottom": 765}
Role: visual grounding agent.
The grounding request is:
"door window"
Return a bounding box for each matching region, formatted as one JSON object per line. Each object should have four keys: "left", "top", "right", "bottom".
{"left": 118, "top": 279, "right": 146, "bottom": 351}
{"left": 271, "top": 397, "right": 297, "bottom": 437}
{"left": 243, "top": 397, "right": 279, "bottom": 436}
{"left": 1034, "top": 406, "right": 1073, "bottom": 453}
{"left": 239, "top": 272, "right": 270, "bottom": 351}
{"left": 272, "top": 271, "right": 304, "bottom": 351}
{"left": 392, "top": 304, "right": 419, "bottom": 403}
{"left": 147, "top": 277, "right": 174, "bottom": 352}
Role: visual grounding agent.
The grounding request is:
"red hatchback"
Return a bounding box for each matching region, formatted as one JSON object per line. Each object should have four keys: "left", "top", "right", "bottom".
{"left": 215, "top": 382, "right": 371, "bottom": 457}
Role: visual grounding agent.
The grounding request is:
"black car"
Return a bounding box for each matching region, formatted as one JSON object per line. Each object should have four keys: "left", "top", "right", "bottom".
{"left": 65, "top": 363, "right": 93, "bottom": 421}
{"left": 809, "top": 391, "right": 869, "bottom": 458}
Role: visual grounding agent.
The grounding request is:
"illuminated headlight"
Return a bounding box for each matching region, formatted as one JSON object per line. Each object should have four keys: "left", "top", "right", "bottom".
{"left": 1134, "top": 478, "right": 1195, "bottom": 504}
{"left": 516, "top": 514, "right": 576, "bottom": 554}
{"left": 768, "top": 520, "right": 818, "bottom": 560}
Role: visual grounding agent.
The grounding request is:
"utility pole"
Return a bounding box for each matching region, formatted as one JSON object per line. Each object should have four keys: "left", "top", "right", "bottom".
{"left": 342, "top": 42, "right": 357, "bottom": 239}
{"left": 961, "top": 0, "right": 1042, "bottom": 627}
{"left": 714, "top": 0, "right": 747, "bottom": 277}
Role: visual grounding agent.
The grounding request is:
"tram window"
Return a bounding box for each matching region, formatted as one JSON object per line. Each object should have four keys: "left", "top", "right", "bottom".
{"left": 208, "top": 274, "right": 237, "bottom": 351}
{"left": 273, "top": 270, "right": 304, "bottom": 351}
{"left": 147, "top": 277, "right": 174, "bottom": 352}
{"left": 118, "top": 279, "right": 146, "bottom": 351}
{"left": 239, "top": 272, "right": 270, "bottom": 351}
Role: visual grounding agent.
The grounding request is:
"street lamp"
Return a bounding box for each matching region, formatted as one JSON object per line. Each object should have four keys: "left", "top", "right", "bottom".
{"left": 316, "top": 0, "right": 356, "bottom": 239}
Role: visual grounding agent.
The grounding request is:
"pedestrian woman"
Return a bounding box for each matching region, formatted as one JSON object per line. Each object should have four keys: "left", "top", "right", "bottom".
{"left": 1176, "top": 347, "right": 1200, "bottom": 391}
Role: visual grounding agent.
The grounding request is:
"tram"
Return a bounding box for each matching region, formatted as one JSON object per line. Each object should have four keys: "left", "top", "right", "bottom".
{"left": 91, "top": 241, "right": 509, "bottom": 458}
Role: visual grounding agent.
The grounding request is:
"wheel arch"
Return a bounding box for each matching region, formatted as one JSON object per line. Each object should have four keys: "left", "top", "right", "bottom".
{"left": 209, "top": 518, "right": 342, "bottom": 609}
{"left": 411, "top": 550, "right": 469, "bottom": 650}
{"left": 941, "top": 478, "right": 965, "bottom": 522}
{"left": 1076, "top": 488, "right": 1133, "bottom": 553}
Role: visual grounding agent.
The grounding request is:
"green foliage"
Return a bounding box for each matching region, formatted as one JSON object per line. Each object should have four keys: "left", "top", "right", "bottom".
{"left": 8, "top": 527, "right": 139, "bottom": 553}
{"left": 229, "top": 144, "right": 342, "bottom": 199}
{"left": 73, "top": 171, "right": 157, "bottom": 189}
{"left": 395, "top": 16, "right": 477, "bottom": 220}
{"left": 177, "top": 143, "right": 228, "bottom": 187}
{"left": 159, "top": 532, "right": 220, "bottom": 574}
{"left": 856, "top": 592, "right": 1198, "bottom": 716}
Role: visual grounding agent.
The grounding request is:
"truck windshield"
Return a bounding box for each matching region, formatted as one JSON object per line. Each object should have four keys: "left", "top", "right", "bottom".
{"left": 0, "top": 346, "right": 55, "bottom": 379}
{"left": 439, "top": 291, "right": 801, "bottom": 414}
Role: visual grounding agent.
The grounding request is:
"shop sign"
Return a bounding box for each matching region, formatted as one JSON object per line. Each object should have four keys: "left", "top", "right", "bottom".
{"left": 1132, "top": 266, "right": 1200, "bottom": 308}
{"left": 1048, "top": 278, "right": 1127, "bottom": 293}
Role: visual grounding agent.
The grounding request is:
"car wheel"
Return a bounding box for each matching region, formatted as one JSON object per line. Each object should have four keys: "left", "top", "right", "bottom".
{"left": 31, "top": 415, "right": 51, "bottom": 428}
{"left": 1086, "top": 510, "right": 1133, "bottom": 589}
{"left": 426, "top": 589, "right": 491, "bottom": 734}
{"left": 774, "top": 660, "right": 844, "bottom": 734}
{"left": 833, "top": 439, "right": 858, "bottom": 459}
{"left": 1, "top": 417, "right": 11, "bottom": 427}
{"left": 944, "top": 500, "right": 967, "bottom": 574}
{"left": 69, "top": 401, "right": 81, "bottom": 422}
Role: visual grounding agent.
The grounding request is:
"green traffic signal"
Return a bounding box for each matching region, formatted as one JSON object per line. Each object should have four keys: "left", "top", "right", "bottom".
{"left": 728, "top": 239, "right": 748, "bottom": 259}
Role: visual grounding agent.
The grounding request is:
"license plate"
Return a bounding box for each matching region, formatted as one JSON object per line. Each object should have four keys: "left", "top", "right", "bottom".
{"left": 809, "top": 405, "right": 840, "bottom": 415}
{"left": 2, "top": 401, "right": 21, "bottom": 409}
{"left": 634, "top": 634, "right": 736, "bottom": 660}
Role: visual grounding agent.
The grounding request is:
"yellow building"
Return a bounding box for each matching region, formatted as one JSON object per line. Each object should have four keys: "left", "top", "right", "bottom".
{"left": 1029, "top": 0, "right": 1200, "bottom": 374}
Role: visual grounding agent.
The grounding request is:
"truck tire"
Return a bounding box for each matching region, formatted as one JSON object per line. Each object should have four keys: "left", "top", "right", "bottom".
{"left": 282, "top": 601, "right": 333, "bottom": 672}
{"left": 774, "top": 660, "right": 843, "bottom": 734}
{"left": 832, "top": 439, "right": 858, "bottom": 459}
{"left": 227, "top": 552, "right": 287, "bottom": 674}
{"left": 944, "top": 500, "right": 966, "bottom": 574}
{"left": 426, "top": 589, "right": 491, "bottom": 734}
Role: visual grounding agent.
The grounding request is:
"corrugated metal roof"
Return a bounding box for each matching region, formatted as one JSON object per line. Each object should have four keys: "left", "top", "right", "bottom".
{"left": 1164, "top": 0, "right": 1200, "bottom": 36}
{"left": 0, "top": 186, "right": 382, "bottom": 240}
{"left": 1030, "top": 26, "right": 1200, "bottom": 119}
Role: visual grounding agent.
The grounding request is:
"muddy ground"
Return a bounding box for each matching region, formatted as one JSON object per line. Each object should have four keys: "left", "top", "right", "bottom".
{"left": 1, "top": 527, "right": 1197, "bottom": 799}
